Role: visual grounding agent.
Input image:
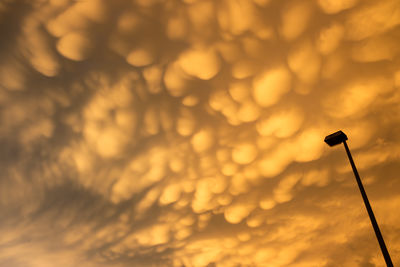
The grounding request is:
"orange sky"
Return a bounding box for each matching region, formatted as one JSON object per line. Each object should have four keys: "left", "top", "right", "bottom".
{"left": 0, "top": 0, "right": 400, "bottom": 266}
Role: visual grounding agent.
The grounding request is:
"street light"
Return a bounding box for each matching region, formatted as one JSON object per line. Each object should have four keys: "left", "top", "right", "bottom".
{"left": 324, "top": 131, "right": 393, "bottom": 267}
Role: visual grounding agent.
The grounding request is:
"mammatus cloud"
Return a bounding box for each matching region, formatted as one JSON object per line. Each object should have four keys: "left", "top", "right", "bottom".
{"left": 0, "top": 0, "right": 400, "bottom": 266}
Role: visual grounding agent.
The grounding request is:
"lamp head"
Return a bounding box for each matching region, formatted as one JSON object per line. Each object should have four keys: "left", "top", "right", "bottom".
{"left": 324, "top": 130, "right": 348, "bottom": 147}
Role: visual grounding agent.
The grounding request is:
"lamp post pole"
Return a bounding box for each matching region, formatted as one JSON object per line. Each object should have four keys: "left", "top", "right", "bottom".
{"left": 342, "top": 140, "right": 393, "bottom": 267}
{"left": 324, "top": 131, "right": 393, "bottom": 267}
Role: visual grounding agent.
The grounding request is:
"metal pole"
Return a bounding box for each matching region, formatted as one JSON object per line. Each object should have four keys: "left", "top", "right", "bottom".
{"left": 342, "top": 140, "right": 393, "bottom": 267}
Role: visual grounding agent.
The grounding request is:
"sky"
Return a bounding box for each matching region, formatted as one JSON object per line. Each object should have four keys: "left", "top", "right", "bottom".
{"left": 0, "top": 0, "right": 400, "bottom": 266}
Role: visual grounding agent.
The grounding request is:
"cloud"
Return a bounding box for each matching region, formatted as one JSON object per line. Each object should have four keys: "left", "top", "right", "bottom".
{"left": 0, "top": 0, "right": 400, "bottom": 266}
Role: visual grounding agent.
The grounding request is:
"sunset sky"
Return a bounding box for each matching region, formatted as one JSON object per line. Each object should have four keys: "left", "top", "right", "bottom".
{"left": 0, "top": 0, "right": 400, "bottom": 266}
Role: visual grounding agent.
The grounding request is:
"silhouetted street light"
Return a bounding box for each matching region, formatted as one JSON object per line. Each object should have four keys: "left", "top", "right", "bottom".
{"left": 324, "top": 130, "right": 393, "bottom": 267}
